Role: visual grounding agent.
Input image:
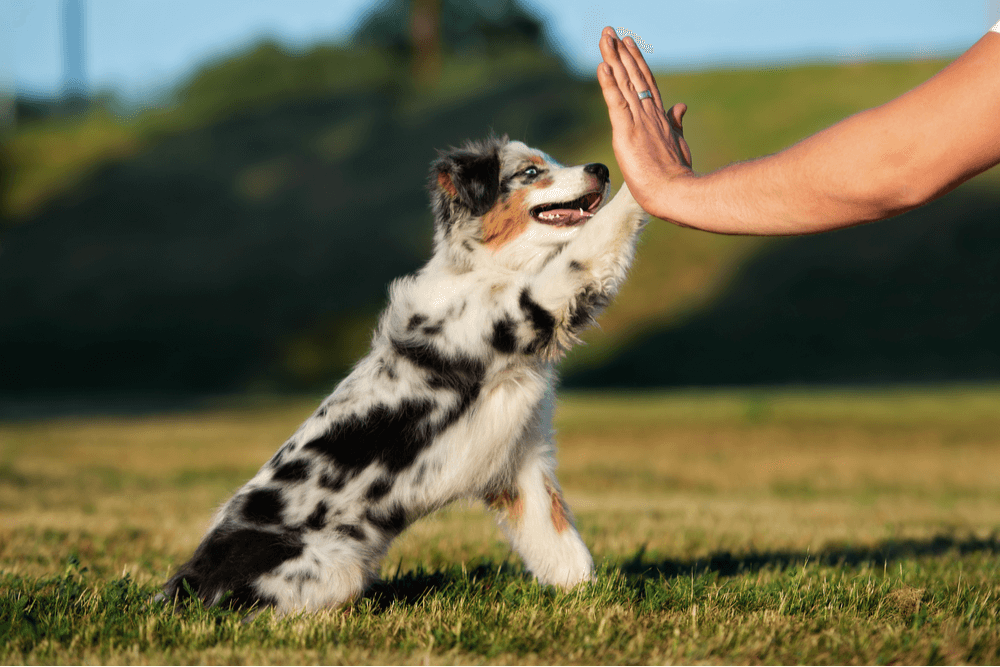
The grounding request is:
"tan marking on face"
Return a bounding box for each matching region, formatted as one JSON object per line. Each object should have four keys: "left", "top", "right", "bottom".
{"left": 533, "top": 176, "right": 554, "bottom": 189}
{"left": 544, "top": 476, "right": 570, "bottom": 533}
{"left": 529, "top": 156, "right": 545, "bottom": 165}
{"left": 437, "top": 171, "right": 458, "bottom": 198}
{"left": 481, "top": 189, "right": 530, "bottom": 249}
{"left": 485, "top": 489, "right": 523, "bottom": 523}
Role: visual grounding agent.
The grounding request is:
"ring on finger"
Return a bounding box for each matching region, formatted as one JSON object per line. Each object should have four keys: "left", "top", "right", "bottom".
{"left": 637, "top": 90, "right": 653, "bottom": 101}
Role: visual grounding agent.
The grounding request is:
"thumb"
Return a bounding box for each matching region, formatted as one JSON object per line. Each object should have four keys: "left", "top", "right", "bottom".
{"left": 669, "top": 103, "right": 687, "bottom": 132}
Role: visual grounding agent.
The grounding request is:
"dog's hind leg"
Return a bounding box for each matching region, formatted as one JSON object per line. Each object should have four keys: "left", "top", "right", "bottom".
{"left": 487, "top": 446, "right": 594, "bottom": 588}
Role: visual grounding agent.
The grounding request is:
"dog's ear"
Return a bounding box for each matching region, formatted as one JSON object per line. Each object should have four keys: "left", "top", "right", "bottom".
{"left": 432, "top": 145, "right": 501, "bottom": 217}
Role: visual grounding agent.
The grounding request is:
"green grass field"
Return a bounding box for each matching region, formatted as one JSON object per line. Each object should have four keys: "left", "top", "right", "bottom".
{"left": 2, "top": 388, "right": 999, "bottom": 664}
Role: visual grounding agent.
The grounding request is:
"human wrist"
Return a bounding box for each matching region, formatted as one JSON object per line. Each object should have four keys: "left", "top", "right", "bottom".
{"left": 642, "top": 168, "right": 700, "bottom": 226}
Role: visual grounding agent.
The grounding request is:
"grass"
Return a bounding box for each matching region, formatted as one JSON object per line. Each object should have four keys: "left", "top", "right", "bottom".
{"left": 2, "top": 387, "right": 999, "bottom": 664}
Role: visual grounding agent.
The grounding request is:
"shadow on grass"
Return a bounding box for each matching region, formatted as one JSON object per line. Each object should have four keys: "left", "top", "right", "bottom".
{"left": 363, "top": 562, "right": 528, "bottom": 611}
{"left": 360, "top": 533, "right": 1000, "bottom": 609}
{"left": 618, "top": 533, "right": 1000, "bottom": 580}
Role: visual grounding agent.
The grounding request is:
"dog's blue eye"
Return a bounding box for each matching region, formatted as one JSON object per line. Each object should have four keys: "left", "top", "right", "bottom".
{"left": 523, "top": 167, "right": 539, "bottom": 177}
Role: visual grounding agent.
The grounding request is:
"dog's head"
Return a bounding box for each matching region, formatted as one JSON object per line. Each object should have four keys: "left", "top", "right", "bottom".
{"left": 429, "top": 136, "right": 610, "bottom": 271}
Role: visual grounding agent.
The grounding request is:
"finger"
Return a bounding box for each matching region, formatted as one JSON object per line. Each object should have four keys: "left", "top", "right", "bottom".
{"left": 669, "top": 103, "right": 687, "bottom": 133}
{"left": 668, "top": 103, "right": 693, "bottom": 165}
{"left": 600, "top": 25, "right": 620, "bottom": 45}
{"left": 598, "top": 29, "right": 640, "bottom": 121}
{"left": 621, "top": 35, "right": 664, "bottom": 112}
{"left": 597, "top": 62, "right": 635, "bottom": 130}
{"left": 598, "top": 26, "right": 624, "bottom": 68}
{"left": 614, "top": 36, "right": 655, "bottom": 107}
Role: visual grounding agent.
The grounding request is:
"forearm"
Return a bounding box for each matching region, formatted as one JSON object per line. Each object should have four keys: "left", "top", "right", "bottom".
{"left": 653, "top": 107, "right": 937, "bottom": 235}
{"left": 606, "top": 29, "right": 1000, "bottom": 236}
{"left": 655, "top": 66, "right": 999, "bottom": 236}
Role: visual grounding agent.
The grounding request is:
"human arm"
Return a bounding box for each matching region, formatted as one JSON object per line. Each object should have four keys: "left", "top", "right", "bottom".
{"left": 597, "top": 25, "right": 1000, "bottom": 235}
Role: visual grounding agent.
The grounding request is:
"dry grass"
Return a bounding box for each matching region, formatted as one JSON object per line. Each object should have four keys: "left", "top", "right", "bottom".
{"left": 2, "top": 388, "right": 999, "bottom": 663}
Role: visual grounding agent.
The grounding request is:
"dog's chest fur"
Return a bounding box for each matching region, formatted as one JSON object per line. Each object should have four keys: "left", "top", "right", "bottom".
{"left": 163, "top": 136, "right": 647, "bottom": 614}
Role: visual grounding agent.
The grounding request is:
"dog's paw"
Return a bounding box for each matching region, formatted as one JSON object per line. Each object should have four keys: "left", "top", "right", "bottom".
{"left": 531, "top": 535, "right": 595, "bottom": 589}
{"left": 604, "top": 182, "right": 648, "bottom": 221}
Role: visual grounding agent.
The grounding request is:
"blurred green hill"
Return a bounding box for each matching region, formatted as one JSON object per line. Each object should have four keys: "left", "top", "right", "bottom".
{"left": 2, "top": 16, "right": 999, "bottom": 396}
{"left": 1, "top": 41, "right": 591, "bottom": 393}
{"left": 567, "top": 183, "right": 1000, "bottom": 388}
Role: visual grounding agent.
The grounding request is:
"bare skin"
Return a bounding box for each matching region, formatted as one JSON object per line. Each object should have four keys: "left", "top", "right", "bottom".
{"left": 597, "top": 25, "right": 1000, "bottom": 235}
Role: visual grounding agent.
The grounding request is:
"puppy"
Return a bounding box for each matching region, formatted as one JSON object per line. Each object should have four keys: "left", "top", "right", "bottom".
{"left": 163, "top": 136, "right": 647, "bottom": 614}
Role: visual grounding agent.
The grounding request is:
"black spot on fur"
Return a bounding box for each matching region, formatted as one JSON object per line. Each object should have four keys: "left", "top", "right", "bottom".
{"left": 569, "top": 260, "right": 586, "bottom": 272}
{"left": 267, "top": 442, "right": 294, "bottom": 469}
{"left": 366, "top": 504, "right": 407, "bottom": 537}
{"left": 540, "top": 246, "right": 565, "bottom": 269}
{"left": 392, "top": 339, "right": 484, "bottom": 401}
{"left": 490, "top": 316, "right": 518, "bottom": 354}
{"left": 336, "top": 523, "right": 366, "bottom": 541}
{"left": 447, "top": 152, "right": 501, "bottom": 216}
{"left": 318, "top": 469, "right": 346, "bottom": 492}
{"left": 303, "top": 399, "right": 436, "bottom": 473}
{"left": 436, "top": 199, "right": 455, "bottom": 231}
{"left": 285, "top": 571, "right": 317, "bottom": 584}
{"left": 430, "top": 137, "right": 505, "bottom": 233}
{"left": 413, "top": 462, "right": 428, "bottom": 486}
{"left": 422, "top": 324, "right": 443, "bottom": 336}
{"left": 242, "top": 489, "right": 285, "bottom": 525}
{"left": 376, "top": 360, "right": 398, "bottom": 381}
{"left": 272, "top": 459, "right": 311, "bottom": 483}
{"left": 568, "top": 286, "right": 609, "bottom": 333}
{"left": 304, "top": 339, "right": 484, "bottom": 479}
{"left": 365, "top": 475, "right": 394, "bottom": 501}
{"left": 163, "top": 526, "right": 304, "bottom": 610}
{"left": 304, "top": 502, "right": 328, "bottom": 531}
{"left": 498, "top": 175, "right": 513, "bottom": 197}
{"left": 568, "top": 305, "right": 592, "bottom": 333}
{"left": 407, "top": 314, "right": 428, "bottom": 332}
{"left": 519, "top": 288, "right": 556, "bottom": 352}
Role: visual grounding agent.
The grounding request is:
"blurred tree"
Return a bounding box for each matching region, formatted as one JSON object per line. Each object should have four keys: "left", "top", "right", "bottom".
{"left": 353, "top": 0, "right": 547, "bottom": 57}
{"left": 409, "top": 0, "right": 442, "bottom": 85}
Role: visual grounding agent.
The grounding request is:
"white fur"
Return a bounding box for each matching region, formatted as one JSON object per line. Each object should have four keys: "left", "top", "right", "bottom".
{"left": 163, "top": 137, "right": 647, "bottom": 614}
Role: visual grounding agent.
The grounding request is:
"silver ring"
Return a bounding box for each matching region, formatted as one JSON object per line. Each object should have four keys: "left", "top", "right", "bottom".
{"left": 637, "top": 90, "right": 653, "bottom": 100}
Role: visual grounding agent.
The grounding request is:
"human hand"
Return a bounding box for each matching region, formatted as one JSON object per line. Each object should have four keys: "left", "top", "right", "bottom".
{"left": 597, "top": 27, "right": 694, "bottom": 220}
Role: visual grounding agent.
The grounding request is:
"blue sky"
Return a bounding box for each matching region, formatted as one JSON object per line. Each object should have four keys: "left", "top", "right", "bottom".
{"left": 4, "top": 0, "right": 999, "bottom": 99}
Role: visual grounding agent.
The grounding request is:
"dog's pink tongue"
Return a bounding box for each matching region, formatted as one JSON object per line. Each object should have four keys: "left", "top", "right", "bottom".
{"left": 536, "top": 208, "right": 593, "bottom": 226}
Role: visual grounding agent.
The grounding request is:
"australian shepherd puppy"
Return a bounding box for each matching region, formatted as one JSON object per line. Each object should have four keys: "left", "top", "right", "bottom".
{"left": 162, "top": 135, "right": 648, "bottom": 614}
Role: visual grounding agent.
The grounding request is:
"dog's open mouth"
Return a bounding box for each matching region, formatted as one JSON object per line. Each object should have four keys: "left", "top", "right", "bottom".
{"left": 530, "top": 191, "right": 603, "bottom": 227}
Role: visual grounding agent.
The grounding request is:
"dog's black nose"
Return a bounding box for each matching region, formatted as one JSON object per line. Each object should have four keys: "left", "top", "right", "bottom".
{"left": 584, "top": 162, "right": 610, "bottom": 184}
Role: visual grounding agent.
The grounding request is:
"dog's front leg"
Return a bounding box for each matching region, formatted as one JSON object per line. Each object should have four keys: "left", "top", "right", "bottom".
{"left": 523, "top": 184, "right": 648, "bottom": 357}
{"left": 486, "top": 446, "right": 594, "bottom": 588}
{"left": 553, "top": 182, "right": 647, "bottom": 286}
